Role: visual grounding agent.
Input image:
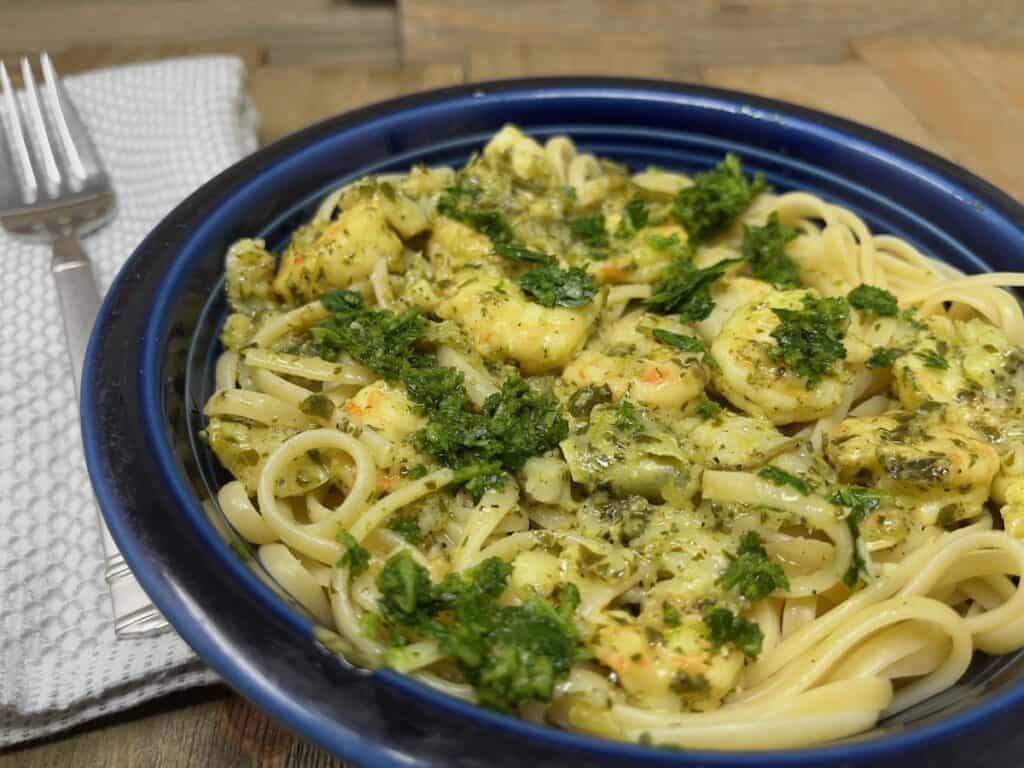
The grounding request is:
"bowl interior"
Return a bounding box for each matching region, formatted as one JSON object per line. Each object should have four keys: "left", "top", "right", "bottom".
{"left": 87, "top": 80, "right": 1024, "bottom": 768}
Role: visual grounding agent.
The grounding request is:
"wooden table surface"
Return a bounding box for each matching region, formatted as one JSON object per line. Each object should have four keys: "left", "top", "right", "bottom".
{"left": 1, "top": 2, "right": 1023, "bottom": 765}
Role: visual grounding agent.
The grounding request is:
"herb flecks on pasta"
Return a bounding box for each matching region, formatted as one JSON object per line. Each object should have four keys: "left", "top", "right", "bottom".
{"left": 204, "top": 124, "right": 1024, "bottom": 752}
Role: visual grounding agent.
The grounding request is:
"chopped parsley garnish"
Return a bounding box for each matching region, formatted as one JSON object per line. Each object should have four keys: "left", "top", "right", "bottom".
{"left": 376, "top": 549, "right": 433, "bottom": 625}
{"left": 844, "top": 547, "right": 867, "bottom": 589}
{"left": 881, "top": 454, "right": 950, "bottom": 482}
{"left": 758, "top": 466, "right": 813, "bottom": 496}
{"left": 413, "top": 376, "right": 568, "bottom": 501}
{"left": 847, "top": 284, "right": 899, "bottom": 317}
{"left": 361, "top": 611, "right": 406, "bottom": 649}
{"left": 614, "top": 398, "right": 645, "bottom": 434}
{"left": 829, "top": 485, "right": 884, "bottom": 520}
{"left": 476, "top": 379, "right": 569, "bottom": 467}
{"left": 662, "top": 602, "right": 681, "bottom": 628}
{"left": 567, "top": 383, "right": 613, "bottom": 418}
{"left": 647, "top": 254, "right": 744, "bottom": 321}
{"left": 901, "top": 307, "right": 928, "bottom": 331}
{"left": 867, "top": 346, "right": 903, "bottom": 369}
{"left": 299, "top": 393, "right": 335, "bottom": 420}
{"left": 615, "top": 198, "right": 649, "bottom": 239}
{"left": 438, "top": 184, "right": 552, "bottom": 265}
{"left": 314, "top": 289, "right": 427, "bottom": 379}
{"left": 672, "top": 154, "right": 766, "bottom": 243}
{"left": 336, "top": 530, "right": 370, "bottom": 577}
{"left": 571, "top": 213, "right": 610, "bottom": 252}
{"left": 914, "top": 348, "right": 949, "bottom": 370}
{"left": 645, "top": 232, "right": 687, "bottom": 254}
{"left": 768, "top": 294, "right": 850, "bottom": 387}
{"left": 387, "top": 515, "right": 421, "bottom": 544}
{"left": 451, "top": 461, "right": 505, "bottom": 495}
{"left": 743, "top": 213, "right": 800, "bottom": 288}
{"left": 702, "top": 606, "right": 764, "bottom": 659}
{"left": 651, "top": 328, "right": 706, "bottom": 354}
{"left": 439, "top": 184, "right": 596, "bottom": 308}
{"left": 828, "top": 486, "right": 883, "bottom": 587}
{"left": 518, "top": 264, "right": 597, "bottom": 308}
{"left": 718, "top": 531, "right": 790, "bottom": 602}
{"left": 375, "top": 552, "right": 587, "bottom": 711}
{"left": 403, "top": 366, "right": 465, "bottom": 411}
{"left": 695, "top": 397, "right": 722, "bottom": 420}
{"left": 316, "top": 294, "right": 567, "bottom": 500}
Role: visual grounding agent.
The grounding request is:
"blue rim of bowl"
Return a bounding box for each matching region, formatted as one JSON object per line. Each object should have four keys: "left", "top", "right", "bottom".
{"left": 82, "top": 77, "right": 1024, "bottom": 767}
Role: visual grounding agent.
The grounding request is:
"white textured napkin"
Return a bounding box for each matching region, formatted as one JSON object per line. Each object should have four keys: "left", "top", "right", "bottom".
{"left": 0, "top": 56, "right": 259, "bottom": 747}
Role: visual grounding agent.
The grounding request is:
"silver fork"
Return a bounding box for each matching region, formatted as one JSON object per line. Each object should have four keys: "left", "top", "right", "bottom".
{"left": 0, "top": 54, "right": 170, "bottom": 637}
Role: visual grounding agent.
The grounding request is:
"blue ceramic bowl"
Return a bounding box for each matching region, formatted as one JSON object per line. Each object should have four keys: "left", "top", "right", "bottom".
{"left": 81, "top": 79, "right": 1024, "bottom": 767}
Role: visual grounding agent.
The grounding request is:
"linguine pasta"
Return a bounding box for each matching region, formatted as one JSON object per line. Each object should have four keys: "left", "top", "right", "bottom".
{"left": 203, "top": 125, "right": 1024, "bottom": 750}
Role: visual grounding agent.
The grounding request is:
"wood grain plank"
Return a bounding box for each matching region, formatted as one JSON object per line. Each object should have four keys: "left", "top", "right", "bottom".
{"left": 702, "top": 60, "right": 947, "bottom": 155}
{"left": 0, "top": 1, "right": 398, "bottom": 67}
{"left": 249, "top": 61, "right": 465, "bottom": 143}
{"left": 853, "top": 37, "right": 1024, "bottom": 201}
{"left": 400, "top": 0, "right": 1024, "bottom": 66}
{"left": 936, "top": 38, "right": 1024, "bottom": 114}
{"left": 0, "top": 0, "right": 198, "bottom": 6}
{"left": 466, "top": 43, "right": 697, "bottom": 81}
{"left": 2, "top": 28, "right": 1023, "bottom": 768}
{"left": 0, "top": 687, "right": 344, "bottom": 768}
{"left": 0, "top": 41, "right": 268, "bottom": 86}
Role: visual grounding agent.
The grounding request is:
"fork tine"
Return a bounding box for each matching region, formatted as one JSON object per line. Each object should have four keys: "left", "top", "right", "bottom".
{"left": 40, "top": 53, "right": 103, "bottom": 182}
{"left": 0, "top": 60, "right": 38, "bottom": 202}
{"left": 40, "top": 53, "right": 88, "bottom": 184}
{"left": 20, "top": 56, "right": 61, "bottom": 193}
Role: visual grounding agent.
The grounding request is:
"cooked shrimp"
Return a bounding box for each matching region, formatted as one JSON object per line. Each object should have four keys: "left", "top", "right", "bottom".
{"left": 827, "top": 412, "right": 1000, "bottom": 525}
{"left": 438, "top": 267, "right": 604, "bottom": 374}
{"left": 590, "top": 614, "right": 743, "bottom": 711}
{"left": 562, "top": 311, "right": 706, "bottom": 412}
{"left": 694, "top": 276, "right": 773, "bottom": 344}
{"left": 711, "top": 289, "right": 849, "bottom": 424}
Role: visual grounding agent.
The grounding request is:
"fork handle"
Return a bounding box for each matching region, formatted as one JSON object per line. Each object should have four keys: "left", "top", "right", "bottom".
{"left": 51, "top": 235, "right": 172, "bottom": 637}
{"left": 52, "top": 235, "right": 100, "bottom": 399}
